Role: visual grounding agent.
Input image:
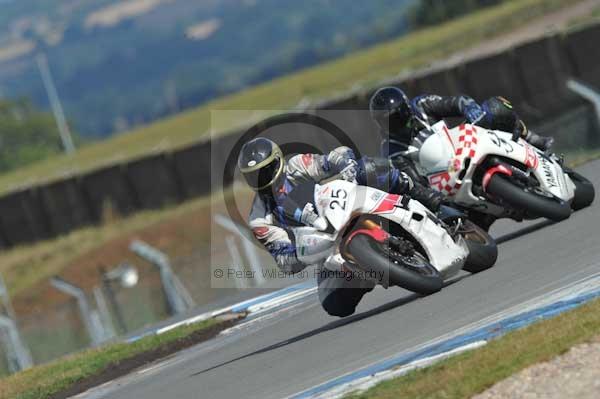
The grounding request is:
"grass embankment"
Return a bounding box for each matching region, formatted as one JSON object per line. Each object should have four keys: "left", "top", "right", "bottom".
{"left": 0, "top": 0, "right": 584, "bottom": 193}
{"left": 348, "top": 296, "right": 600, "bottom": 399}
{"left": 0, "top": 316, "right": 239, "bottom": 399}
{"left": 0, "top": 186, "right": 254, "bottom": 305}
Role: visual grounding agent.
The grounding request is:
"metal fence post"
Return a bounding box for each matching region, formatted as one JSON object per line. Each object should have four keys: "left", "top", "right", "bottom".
{"left": 0, "top": 275, "right": 32, "bottom": 372}
{"left": 50, "top": 277, "right": 104, "bottom": 347}
{"left": 566, "top": 79, "right": 600, "bottom": 128}
{"left": 129, "top": 240, "right": 195, "bottom": 315}
{"left": 214, "top": 214, "right": 266, "bottom": 286}
{"left": 93, "top": 286, "right": 116, "bottom": 340}
{"left": 225, "top": 235, "right": 247, "bottom": 289}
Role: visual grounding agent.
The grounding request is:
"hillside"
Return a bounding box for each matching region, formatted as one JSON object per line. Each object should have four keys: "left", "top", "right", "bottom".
{"left": 0, "top": 0, "right": 414, "bottom": 136}
{"left": 0, "top": 0, "right": 588, "bottom": 194}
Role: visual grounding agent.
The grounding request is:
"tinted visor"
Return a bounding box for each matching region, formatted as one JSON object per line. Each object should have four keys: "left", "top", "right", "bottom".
{"left": 387, "top": 107, "right": 411, "bottom": 134}
{"left": 243, "top": 157, "right": 281, "bottom": 190}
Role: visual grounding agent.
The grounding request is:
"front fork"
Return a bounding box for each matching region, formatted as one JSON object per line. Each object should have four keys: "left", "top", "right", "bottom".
{"left": 482, "top": 157, "right": 534, "bottom": 193}
{"left": 339, "top": 218, "right": 389, "bottom": 263}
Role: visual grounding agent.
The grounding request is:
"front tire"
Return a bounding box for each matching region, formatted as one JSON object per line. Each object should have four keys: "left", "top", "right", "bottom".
{"left": 566, "top": 170, "right": 595, "bottom": 210}
{"left": 346, "top": 234, "right": 443, "bottom": 295}
{"left": 487, "top": 174, "right": 571, "bottom": 221}
{"left": 460, "top": 220, "right": 498, "bottom": 273}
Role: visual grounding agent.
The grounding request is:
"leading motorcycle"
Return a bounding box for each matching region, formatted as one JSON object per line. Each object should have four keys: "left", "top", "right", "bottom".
{"left": 412, "top": 121, "right": 595, "bottom": 225}
{"left": 284, "top": 179, "right": 498, "bottom": 296}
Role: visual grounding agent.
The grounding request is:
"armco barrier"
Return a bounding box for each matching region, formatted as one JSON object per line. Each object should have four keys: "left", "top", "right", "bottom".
{"left": 514, "top": 35, "right": 574, "bottom": 116}
{"left": 80, "top": 164, "right": 139, "bottom": 220}
{"left": 0, "top": 189, "right": 50, "bottom": 246}
{"left": 412, "top": 67, "right": 464, "bottom": 97}
{"left": 126, "top": 154, "right": 183, "bottom": 209}
{"left": 39, "top": 177, "right": 93, "bottom": 236}
{"left": 1, "top": 23, "right": 600, "bottom": 248}
{"left": 172, "top": 141, "right": 212, "bottom": 199}
{"left": 462, "top": 51, "right": 527, "bottom": 105}
{"left": 564, "top": 23, "right": 600, "bottom": 88}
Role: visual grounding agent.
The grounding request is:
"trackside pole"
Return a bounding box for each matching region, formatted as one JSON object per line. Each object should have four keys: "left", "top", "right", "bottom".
{"left": 50, "top": 277, "right": 104, "bottom": 347}
{"left": 129, "top": 240, "right": 195, "bottom": 315}
{"left": 214, "top": 214, "right": 266, "bottom": 286}
{"left": 225, "top": 235, "right": 247, "bottom": 289}
{"left": 566, "top": 79, "right": 600, "bottom": 129}
{"left": 93, "top": 286, "right": 116, "bottom": 340}
{"left": 36, "top": 52, "right": 76, "bottom": 154}
{"left": 0, "top": 275, "right": 32, "bottom": 372}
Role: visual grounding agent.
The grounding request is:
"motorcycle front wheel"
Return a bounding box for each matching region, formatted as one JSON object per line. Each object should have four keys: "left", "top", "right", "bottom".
{"left": 565, "top": 169, "right": 595, "bottom": 210}
{"left": 487, "top": 174, "right": 571, "bottom": 221}
{"left": 346, "top": 234, "right": 443, "bottom": 295}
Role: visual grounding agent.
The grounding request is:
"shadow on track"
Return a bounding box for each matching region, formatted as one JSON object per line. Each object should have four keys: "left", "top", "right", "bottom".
{"left": 189, "top": 292, "right": 420, "bottom": 377}
{"left": 189, "top": 275, "right": 469, "bottom": 377}
{"left": 495, "top": 219, "right": 555, "bottom": 245}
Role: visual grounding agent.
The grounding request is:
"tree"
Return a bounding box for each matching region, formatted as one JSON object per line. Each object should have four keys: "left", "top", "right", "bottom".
{"left": 0, "top": 99, "right": 68, "bottom": 173}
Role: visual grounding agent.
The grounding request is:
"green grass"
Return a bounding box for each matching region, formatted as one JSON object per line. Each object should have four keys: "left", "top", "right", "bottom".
{"left": 348, "top": 296, "right": 600, "bottom": 399}
{"left": 0, "top": 317, "right": 222, "bottom": 399}
{"left": 0, "top": 0, "right": 584, "bottom": 194}
{"left": 565, "top": 148, "right": 600, "bottom": 168}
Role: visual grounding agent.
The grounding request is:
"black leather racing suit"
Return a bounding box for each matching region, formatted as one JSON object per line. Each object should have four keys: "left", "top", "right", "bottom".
{"left": 381, "top": 94, "right": 486, "bottom": 209}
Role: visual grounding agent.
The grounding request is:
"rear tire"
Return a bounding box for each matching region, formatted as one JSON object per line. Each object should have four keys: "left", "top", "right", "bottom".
{"left": 487, "top": 174, "right": 571, "bottom": 221}
{"left": 347, "top": 234, "right": 443, "bottom": 295}
{"left": 460, "top": 221, "right": 498, "bottom": 273}
{"left": 567, "top": 170, "right": 595, "bottom": 211}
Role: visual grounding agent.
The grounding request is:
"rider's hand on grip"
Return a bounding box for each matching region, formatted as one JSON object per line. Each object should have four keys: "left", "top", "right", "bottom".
{"left": 339, "top": 160, "right": 358, "bottom": 183}
{"left": 300, "top": 203, "right": 327, "bottom": 231}
{"left": 400, "top": 171, "right": 414, "bottom": 191}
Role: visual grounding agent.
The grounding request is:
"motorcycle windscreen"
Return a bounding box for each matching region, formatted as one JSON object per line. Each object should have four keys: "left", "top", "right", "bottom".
{"left": 418, "top": 133, "right": 454, "bottom": 174}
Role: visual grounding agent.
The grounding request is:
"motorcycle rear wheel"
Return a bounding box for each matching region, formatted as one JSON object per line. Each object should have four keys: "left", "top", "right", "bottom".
{"left": 346, "top": 234, "right": 443, "bottom": 295}
{"left": 459, "top": 220, "right": 498, "bottom": 273}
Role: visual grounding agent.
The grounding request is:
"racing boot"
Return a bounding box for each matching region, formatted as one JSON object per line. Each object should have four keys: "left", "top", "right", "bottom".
{"left": 524, "top": 130, "right": 554, "bottom": 152}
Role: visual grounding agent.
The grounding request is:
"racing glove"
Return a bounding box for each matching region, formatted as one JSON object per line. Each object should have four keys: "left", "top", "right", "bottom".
{"left": 463, "top": 102, "right": 486, "bottom": 124}
{"left": 327, "top": 146, "right": 358, "bottom": 182}
{"left": 339, "top": 160, "right": 358, "bottom": 183}
{"left": 408, "top": 183, "right": 444, "bottom": 212}
{"left": 300, "top": 203, "right": 328, "bottom": 231}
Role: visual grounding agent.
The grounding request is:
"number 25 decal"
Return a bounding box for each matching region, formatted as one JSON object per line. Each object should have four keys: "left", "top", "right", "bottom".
{"left": 330, "top": 189, "right": 348, "bottom": 210}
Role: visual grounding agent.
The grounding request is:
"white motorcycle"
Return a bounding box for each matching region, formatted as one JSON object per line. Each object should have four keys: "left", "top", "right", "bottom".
{"left": 284, "top": 179, "right": 498, "bottom": 295}
{"left": 415, "top": 121, "right": 595, "bottom": 223}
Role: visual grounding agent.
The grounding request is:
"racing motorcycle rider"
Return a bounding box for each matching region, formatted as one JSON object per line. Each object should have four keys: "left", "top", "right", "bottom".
{"left": 370, "top": 87, "right": 555, "bottom": 230}
{"left": 371, "top": 86, "right": 554, "bottom": 165}
{"left": 239, "top": 137, "right": 438, "bottom": 317}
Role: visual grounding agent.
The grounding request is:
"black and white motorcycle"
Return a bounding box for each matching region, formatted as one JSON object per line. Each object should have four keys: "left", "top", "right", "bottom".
{"left": 284, "top": 178, "right": 498, "bottom": 296}
{"left": 413, "top": 121, "right": 595, "bottom": 225}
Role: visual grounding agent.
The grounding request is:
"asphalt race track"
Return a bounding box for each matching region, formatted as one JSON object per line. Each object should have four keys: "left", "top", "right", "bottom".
{"left": 77, "top": 160, "right": 600, "bottom": 399}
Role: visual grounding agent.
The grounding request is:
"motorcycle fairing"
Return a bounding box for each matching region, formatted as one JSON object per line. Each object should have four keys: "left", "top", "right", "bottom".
{"left": 419, "top": 121, "right": 575, "bottom": 213}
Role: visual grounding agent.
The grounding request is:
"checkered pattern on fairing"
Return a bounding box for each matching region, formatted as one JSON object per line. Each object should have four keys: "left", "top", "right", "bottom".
{"left": 455, "top": 124, "right": 478, "bottom": 158}
{"left": 428, "top": 171, "right": 462, "bottom": 195}
{"left": 427, "top": 124, "right": 479, "bottom": 196}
